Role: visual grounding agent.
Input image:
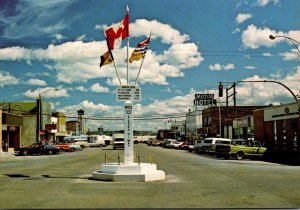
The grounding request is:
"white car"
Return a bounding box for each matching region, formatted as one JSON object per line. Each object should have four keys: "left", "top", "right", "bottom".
{"left": 68, "top": 144, "right": 82, "bottom": 151}
{"left": 173, "top": 142, "right": 184, "bottom": 149}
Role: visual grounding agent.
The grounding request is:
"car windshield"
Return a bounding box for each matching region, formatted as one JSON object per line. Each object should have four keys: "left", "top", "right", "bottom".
{"left": 204, "top": 140, "right": 212, "bottom": 143}
{"left": 114, "top": 138, "right": 124, "bottom": 141}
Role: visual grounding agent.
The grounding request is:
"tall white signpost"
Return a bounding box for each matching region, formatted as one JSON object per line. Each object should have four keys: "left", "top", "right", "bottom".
{"left": 93, "top": 7, "right": 164, "bottom": 182}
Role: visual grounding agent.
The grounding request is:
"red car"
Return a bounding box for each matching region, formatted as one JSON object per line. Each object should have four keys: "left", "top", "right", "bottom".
{"left": 180, "top": 142, "right": 193, "bottom": 150}
{"left": 53, "top": 143, "right": 73, "bottom": 152}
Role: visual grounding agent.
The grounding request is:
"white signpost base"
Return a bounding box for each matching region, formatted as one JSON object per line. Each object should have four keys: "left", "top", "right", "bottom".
{"left": 92, "top": 101, "right": 165, "bottom": 182}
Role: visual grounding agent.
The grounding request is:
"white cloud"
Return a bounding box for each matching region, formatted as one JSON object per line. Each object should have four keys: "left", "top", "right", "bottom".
{"left": 209, "top": 63, "right": 222, "bottom": 71}
{"left": 241, "top": 24, "right": 277, "bottom": 49}
{"left": 241, "top": 24, "right": 300, "bottom": 50}
{"left": 257, "top": 0, "right": 279, "bottom": 7}
{"left": 53, "top": 33, "right": 66, "bottom": 42}
{"left": 236, "top": 13, "right": 252, "bottom": 25}
{"left": 223, "top": 63, "right": 235, "bottom": 70}
{"left": 244, "top": 66, "right": 256, "bottom": 70}
{"left": 209, "top": 63, "right": 235, "bottom": 71}
{"left": 75, "top": 86, "right": 88, "bottom": 92}
{"left": 23, "top": 87, "right": 69, "bottom": 99}
{"left": 94, "top": 24, "right": 107, "bottom": 31}
{"left": 27, "top": 79, "right": 47, "bottom": 86}
{"left": 90, "top": 83, "right": 109, "bottom": 93}
{"left": 280, "top": 49, "right": 300, "bottom": 61}
{"left": 262, "top": 52, "right": 273, "bottom": 57}
{"left": 232, "top": 28, "right": 241, "bottom": 34}
{"left": 80, "top": 100, "right": 111, "bottom": 111}
{"left": 0, "top": 71, "right": 19, "bottom": 87}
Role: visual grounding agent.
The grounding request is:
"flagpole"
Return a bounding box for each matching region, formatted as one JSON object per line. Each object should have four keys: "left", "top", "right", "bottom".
{"left": 126, "top": 5, "right": 130, "bottom": 85}
{"left": 135, "top": 32, "right": 152, "bottom": 85}
{"left": 113, "top": 61, "right": 122, "bottom": 85}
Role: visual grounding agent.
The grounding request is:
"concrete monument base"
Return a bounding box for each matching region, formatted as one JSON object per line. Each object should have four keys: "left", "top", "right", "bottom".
{"left": 92, "top": 163, "right": 165, "bottom": 182}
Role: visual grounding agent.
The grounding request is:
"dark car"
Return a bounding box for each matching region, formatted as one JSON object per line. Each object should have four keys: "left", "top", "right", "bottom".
{"left": 18, "top": 143, "right": 60, "bottom": 156}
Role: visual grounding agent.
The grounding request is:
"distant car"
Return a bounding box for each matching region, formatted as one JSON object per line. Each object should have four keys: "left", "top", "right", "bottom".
{"left": 112, "top": 133, "right": 124, "bottom": 150}
{"left": 173, "top": 142, "right": 184, "bottom": 149}
{"left": 180, "top": 142, "right": 192, "bottom": 150}
{"left": 164, "top": 139, "right": 177, "bottom": 148}
{"left": 194, "top": 139, "right": 204, "bottom": 153}
{"left": 18, "top": 143, "right": 60, "bottom": 156}
{"left": 68, "top": 144, "right": 82, "bottom": 151}
{"left": 53, "top": 143, "right": 72, "bottom": 152}
{"left": 187, "top": 144, "right": 194, "bottom": 152}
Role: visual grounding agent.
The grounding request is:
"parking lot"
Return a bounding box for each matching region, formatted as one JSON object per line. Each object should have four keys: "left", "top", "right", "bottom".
{"left": 0, "top": 144, "right": 299, "bottom": 208}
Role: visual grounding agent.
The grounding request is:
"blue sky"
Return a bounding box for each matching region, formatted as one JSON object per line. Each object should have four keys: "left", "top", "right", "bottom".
{"left": 0, "top": 0, "right": 299, "bottom": 131}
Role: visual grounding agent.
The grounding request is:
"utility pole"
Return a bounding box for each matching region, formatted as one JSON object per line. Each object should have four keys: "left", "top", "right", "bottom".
{"left": 225, "top": 82, "right": 236, "bottom": 138}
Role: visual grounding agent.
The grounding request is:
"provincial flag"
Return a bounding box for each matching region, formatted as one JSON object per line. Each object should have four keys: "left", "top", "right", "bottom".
{"left": 105, "top": 12, "right": 129, "bottom": 50}
{"left": 99, "top": 51, "right": 113, "bottom": 68}
{"left": 129, "top": 37, "right": 151, "bottom": 63}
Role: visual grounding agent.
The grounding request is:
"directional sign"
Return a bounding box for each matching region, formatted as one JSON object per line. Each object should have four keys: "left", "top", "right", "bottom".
{"left": 116, "top": 85, "right": 141, "bottom": 102}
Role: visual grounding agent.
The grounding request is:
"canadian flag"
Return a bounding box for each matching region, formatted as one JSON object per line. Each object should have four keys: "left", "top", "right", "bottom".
{"left": 105, "top": 13, "right": 129, "bottom": 50}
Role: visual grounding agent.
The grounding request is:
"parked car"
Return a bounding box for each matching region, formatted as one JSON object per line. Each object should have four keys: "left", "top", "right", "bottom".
{"left": 187, "top": 144, "right": 194, "bottom": 152}
{"left": 18, "top": 143, "right": 60, "bottom": 156}
{"left": 164, "top": 139, "right": 178, "bottom": 148}
{"left": 147, "top": 138, "right": 162, "bottom": 146}
{"left": 230, "top": 141, "right": 267, "bottom": 160}
{"left": 112, "top": 133, "right": 124, "bottom": 150}
{"left": 194, "top": 139, "right": 204, "bottom": 153}
{"left": 180, "top": 142, "right": 193, "bottom": 150}
{"left": 173, "top": 142, "right": 184, "bottom": 149}
{"left": 53, "top": 143, "right": 72, "bottom": 152}
{"left": 88, "top": 135, "right": 106, "bottom": 147}
{"left": 67, "top": 143, "right": 82, "bottom": 151}
{"left": 200, "top": 137, "right": 231, "bottom": 155}
{"left": 215, "top": 143, "right": 231, "bottom": 159}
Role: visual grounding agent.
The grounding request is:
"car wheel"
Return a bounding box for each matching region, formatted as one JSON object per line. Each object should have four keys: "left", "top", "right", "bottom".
{"left": 236, "top": 152, "right": 244, "bottom": 160}
{"left": 48, "top": 150, "right": 53, "bottom": 155}
{"left": 70, "top": 148, "right": 75, "bottom": 152}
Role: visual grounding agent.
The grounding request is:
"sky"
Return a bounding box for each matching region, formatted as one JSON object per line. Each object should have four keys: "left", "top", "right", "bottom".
{"left": 0, "top": 0, "right": 299, "bottom": 132}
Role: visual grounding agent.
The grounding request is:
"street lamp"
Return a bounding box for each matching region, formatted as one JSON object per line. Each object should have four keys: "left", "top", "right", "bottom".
{"left": 37, "top": 88, "right": 59, "bottom": 142}
{"left": 269, "top": 35, "right": 300, "bottom": 114}
{"left": 269, "top": 35, "right": 300, "bottom": 54}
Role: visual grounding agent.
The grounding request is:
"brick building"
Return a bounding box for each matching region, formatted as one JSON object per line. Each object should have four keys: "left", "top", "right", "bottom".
{"left": 200, "top": 106, "right": 268, "bottom": 139}
{"left": 253, "top": 101, "right": 300, "bottom": 163}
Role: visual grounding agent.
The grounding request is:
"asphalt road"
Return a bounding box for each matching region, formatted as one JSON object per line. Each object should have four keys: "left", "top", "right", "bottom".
{"left": 0, "top": 144, "right": 299, "bottom": 209}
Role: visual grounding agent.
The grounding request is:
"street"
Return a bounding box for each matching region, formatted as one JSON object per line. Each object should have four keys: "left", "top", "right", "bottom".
{"left": 0, "top": 144, "right": 299, "bottom": 209}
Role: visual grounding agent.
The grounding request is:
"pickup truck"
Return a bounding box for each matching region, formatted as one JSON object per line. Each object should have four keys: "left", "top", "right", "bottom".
{"left": 230, "top": 140, "right": 267, "bottom": 160}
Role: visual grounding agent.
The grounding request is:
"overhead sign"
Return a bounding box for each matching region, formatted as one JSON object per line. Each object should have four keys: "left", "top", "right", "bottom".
{"left": 194, "top": 94, "right": 216, "bottom": 106}
{"left": 116, "top": 85, "right": 141, "bottom": 102}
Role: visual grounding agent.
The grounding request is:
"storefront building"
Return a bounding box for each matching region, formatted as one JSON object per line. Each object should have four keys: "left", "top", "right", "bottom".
{"left": 201, "top": 106, "right": 267, "bottom": 139}
{"left": 253, "top": 102, "right": 300, "bottom": 163}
